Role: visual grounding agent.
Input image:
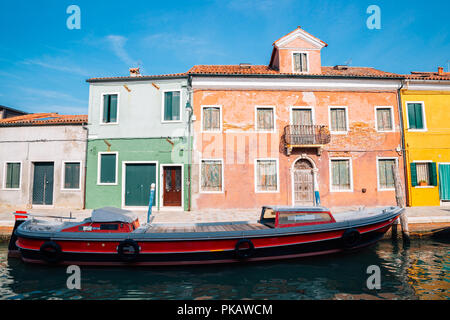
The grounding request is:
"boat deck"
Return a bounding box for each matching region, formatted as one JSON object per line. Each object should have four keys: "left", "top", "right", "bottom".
{"left": 144, "top": 222, "right": 270, "bottom": 233}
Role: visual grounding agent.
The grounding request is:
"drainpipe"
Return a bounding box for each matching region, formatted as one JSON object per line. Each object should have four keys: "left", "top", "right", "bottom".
{"left": 396, "top": 79, "right": 409, "bottom": 206}
{"left": 82, "top": 122, "right": 89, "bottom": 209}
{"left": 186, "top": 75, "right": 193, "bottom": 211}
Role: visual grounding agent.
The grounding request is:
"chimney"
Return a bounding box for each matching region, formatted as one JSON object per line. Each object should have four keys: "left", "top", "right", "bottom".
{"left": 239, "top": 63, "right": 252, "bottom": 69}
{"left": 438, "top": 66, "right": 444, "bottom": 75}
{"left": 129, "top": 67, "right": 141, "bottom": 77}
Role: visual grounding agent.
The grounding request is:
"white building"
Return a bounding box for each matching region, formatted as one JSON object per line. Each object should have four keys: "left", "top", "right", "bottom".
{"left": 0, "top": 113, "right": 87, "bottom": 210}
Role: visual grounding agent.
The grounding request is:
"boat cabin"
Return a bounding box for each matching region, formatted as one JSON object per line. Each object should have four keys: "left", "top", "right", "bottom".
{"left": 259, "top": 206, "right": 335, "bottom": 228}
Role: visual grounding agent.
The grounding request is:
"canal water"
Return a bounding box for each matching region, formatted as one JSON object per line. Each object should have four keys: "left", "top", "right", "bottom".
{"left": 0, "top": 238, "right": 448, "bottom": 300}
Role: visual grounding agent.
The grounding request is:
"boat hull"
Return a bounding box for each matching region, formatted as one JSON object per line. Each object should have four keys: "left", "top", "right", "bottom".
{"left": 15, "top": 219, "right": 395, "bottom": 266}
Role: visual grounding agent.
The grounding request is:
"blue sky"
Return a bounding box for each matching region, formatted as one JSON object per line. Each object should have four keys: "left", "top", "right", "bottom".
{"left": 0, "top": 0, "right": 449, "bottom": 115}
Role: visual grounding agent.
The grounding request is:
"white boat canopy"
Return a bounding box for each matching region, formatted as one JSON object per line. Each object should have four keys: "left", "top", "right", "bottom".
{"left": 91, "top": 207, "right": 138, "bottom": 223}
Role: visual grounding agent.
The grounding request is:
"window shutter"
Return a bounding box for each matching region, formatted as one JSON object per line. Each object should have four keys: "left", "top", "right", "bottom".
{"left": 164, "top": 92, "right": 173, "bottom": 121}
{"left": 429, "top": 162, "right": 437, "bottom": 186}
{"left": 109, "top": 95, "right": 117, "bottom": 122}
{"left": 410, "top": 163, "right": 417, "bottom": 187}
{"left": 100, "top": 154, "right": 116, "bottom": 183}
{"left": 103, "top": 95, "right": 110, "bottom": 123}
{"left": 407, "top": 104, "right": 416, "bottom": 129}
{"left": 414, "top": 104, "right": 423, "bottom": 129}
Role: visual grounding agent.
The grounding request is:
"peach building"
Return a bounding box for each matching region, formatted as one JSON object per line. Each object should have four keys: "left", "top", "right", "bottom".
{"left": 188, "top": 27, "right": 405, "bottom": 210}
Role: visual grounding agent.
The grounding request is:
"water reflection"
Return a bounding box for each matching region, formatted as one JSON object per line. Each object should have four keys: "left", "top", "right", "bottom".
{"left": 0, "top": 239, "right": 448, "bottom": 300}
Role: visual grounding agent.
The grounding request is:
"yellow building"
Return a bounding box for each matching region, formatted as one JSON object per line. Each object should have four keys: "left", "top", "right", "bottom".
{"left": 400, "top": 67, "right": 450, "bottom": 206}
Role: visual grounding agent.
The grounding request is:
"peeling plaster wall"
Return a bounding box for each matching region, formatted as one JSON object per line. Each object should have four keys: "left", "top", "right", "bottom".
{"left": 192, "top": 89, "right": 405, "bottom": 210}
{"left": 0, "top": 125, "right": 87, "bottom": 209}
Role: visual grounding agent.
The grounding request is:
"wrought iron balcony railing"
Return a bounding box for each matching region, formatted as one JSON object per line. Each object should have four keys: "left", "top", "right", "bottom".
{"left": 284, "top": 125, "right": 331, "bottom": 155}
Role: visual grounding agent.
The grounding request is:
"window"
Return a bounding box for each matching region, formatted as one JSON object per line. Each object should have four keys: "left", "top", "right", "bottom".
{"left": 278, "top": 212, "right": 332, "bottom": 225}
{"left": 102, "top": 94, "right": 118, "bottom": 124}
{"left": 255, "top": 159, "right": 278, "bottom": 192}
{"left": 291, "top": 108, "right": 313, "bottom": 125}
{"left": 376, "top": 107, "right": 393, "bottom": 131}
{"left": 293, "top": 52, "right": 308, "bottom": 73}
{"left": 256, "top": 107, "right": 275, "bottom": 131}
{"left": 330, "top": 159, "right": 352, "bottom": 191}
{"left": 5, "top": 162, "right": 21, "bottom": 189}
{"left": 410, "top": 162, "right": 437, "bottom": 187}
{"left": 378, "top": 159, "right": 396, "bottom": 190}
{"left": 407, "top": 102, "right": 425, "bottom": 130}
{"left": 63, "top": 162, "right": 81, "bottom": 190}
{"left": 163, "top": 91, "right": 181, "bottom": 121}
{"left": 200, "top": 160, "right": 223, "bottom": 192}
{"left": 98, "top": 153, "right": 117, "bottom": 184}
{"left": 202, "top": 106, "right": 221, "bottom": 132}
{"left": 329, "top": 107, "right": 348, "bottom": 133}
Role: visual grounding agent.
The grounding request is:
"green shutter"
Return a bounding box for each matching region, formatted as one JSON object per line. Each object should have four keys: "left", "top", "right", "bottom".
{"left": 414, "top": 104, "right": 423, "bottom": 129}
{"left": 6, "top": 163, "right": 20, "bottom": 188}
{"left": 109, "top": 95, "right": 117, "bottom": 122}
{"left": 407, "top": 103, "right": 424, "bottom": 129}
{"left": 410, "top": 163, "right": 417, "bottom": 187}
{"left": 64, "top": 162, "right": 80, "bottom": 189}
{"left": 100, "top": 154, "right": 116, "bottom": 183}
{"left": 407, "top": 103, "right": 416, "bottom": 129}
{"left": 429, "top": 162, "right": 437, "bottom": 186}
{"left": 164, "top": 92, "right": 173, "bottom": 121}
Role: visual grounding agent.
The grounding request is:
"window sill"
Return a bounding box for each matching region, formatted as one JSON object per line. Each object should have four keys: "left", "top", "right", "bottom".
{"left": 2, "top": 188, "right": 21, "bottom": 191}
{"left": 407, "top": 129, "right": 427, "bottom": 132}
{"left": 376, "top": 129, "right": 395, "bottom": 133}
{"left": 97, "top": 183, "right": 118, "bottom": 186}
{"left": 61, "top": 188, "right": 82, "bottom": 192}
{"left": 100, "top": 122, "right": 119, "bottom": 125}
{"left": 330, "top": 131, "right": 348, "bottom": 135}
{"left": 413, "top": 186, "right": 435, "bottom": 189}
{"left": 199, "top": 190, "right": 224, "bottom": 194}
{"left": 161, "top": 120, "right": 183, "bottom": 124}
{"left": 330, "top": 189, "right": 353, "bottom": 193}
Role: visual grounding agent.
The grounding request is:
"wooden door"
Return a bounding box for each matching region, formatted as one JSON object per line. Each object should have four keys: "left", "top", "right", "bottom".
{"left": 32, "top": 162, "right": 54, "bottom": 205}
{"left": 293, "top": 159, "right": 314, "bottom": 206}
{"left": 163, "top": 166, "right": 182, "bottom": 207}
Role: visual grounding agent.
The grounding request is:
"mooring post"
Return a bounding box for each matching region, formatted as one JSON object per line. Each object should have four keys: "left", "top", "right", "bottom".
{"left": 147, "top": 183, "right": 156, "bottom": 224}
{"left": 392, "top": 165, "right": 410, "bottom": 243}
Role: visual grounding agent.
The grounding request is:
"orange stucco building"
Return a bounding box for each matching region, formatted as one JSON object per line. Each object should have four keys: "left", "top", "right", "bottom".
{"left": 188, "top": 27, "right": 405, "bottom": 210}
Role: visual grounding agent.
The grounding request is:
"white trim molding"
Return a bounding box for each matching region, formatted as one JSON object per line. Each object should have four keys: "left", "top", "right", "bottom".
{"left": 201, "top": 105, "right": 223, "bottom": 133}
{"left": 254, "top": 157, "right": 280, "bottom": 193}
{"left": 289, "top": 106, "right": 315, "bottom": 125}
{"left": 100, "top": 92, "right": 120, "bottom": 125}
{"left": 374, "top": 106, "right": 395, "bottom": 132}
{"left": 2, "top": 161, "right": 22, "bottom": 190}
{"left": 328, "top": 106, "right": 349, "bottom": 134}
{"left": 61, "top": 160, "right": 83, "bottom": 191}
{"left": 199, "top": 158, "right": 224, "bottom": 194}
{"left": 161, "top": 90, "right": 183, "bottom": 123}
{"left": 255, "top": 105, "right": 277, "bottom": 133}
{"left": 329, "top": 157, "right": 353, "bottom": 193}
{"left": 376, "top": 157, "right": 399, "bottom": 191}
{"left": 97, "top": 152, "right": 119, "bottom": 186}
{"left": 405, "top": 101, "right": 427, "bottom": 132}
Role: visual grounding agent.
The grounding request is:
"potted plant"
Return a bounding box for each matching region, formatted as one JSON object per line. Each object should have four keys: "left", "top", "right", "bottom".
{"left": 418, "top": 180, "right": 428, "bottom": 186}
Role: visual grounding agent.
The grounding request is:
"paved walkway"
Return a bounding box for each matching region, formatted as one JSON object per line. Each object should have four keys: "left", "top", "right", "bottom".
{"left": 0, "top": 205, "right": 449, "bottom": 227}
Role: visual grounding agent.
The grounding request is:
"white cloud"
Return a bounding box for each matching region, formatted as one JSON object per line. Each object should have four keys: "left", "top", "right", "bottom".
{"left": 106, "top": 35, "right": 136, "bottom": 67}
{"left": 22, "top": 57, "right": 90, "bottom": 77}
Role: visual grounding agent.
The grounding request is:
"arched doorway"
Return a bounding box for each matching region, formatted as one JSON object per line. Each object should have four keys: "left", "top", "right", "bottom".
{"left": 292, "top": 157, "right": 316, "bottom": 206}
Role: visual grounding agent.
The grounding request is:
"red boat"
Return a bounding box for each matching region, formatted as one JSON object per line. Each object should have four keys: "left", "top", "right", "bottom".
{"left": 8, "top": 206, "right": 403, "bottom": 266}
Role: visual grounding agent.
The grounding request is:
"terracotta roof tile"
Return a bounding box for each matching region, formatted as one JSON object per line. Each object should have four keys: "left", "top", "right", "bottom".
{"left": 87, "top": 72, "right": 187, "bottom": 82}
{"left": 404, "top": 72, "right": 450, "bottom": 81}
{"left": 0, "top": 113, "right": 88, "bottom": 126}
{"left": 187, "top": 65, "right": 402, "bottom": 78}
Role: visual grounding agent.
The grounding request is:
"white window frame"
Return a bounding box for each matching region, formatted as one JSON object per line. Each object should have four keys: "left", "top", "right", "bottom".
{"left": 2, "top": 161, "right": 22, "bottom": 190}
{"left": 199, "top": 158, "right": 224, "bottom": 194}
{"left": 255, "top": 106, "right": 276, "bottom": 133}
{"left": 405, "top": 101, "right": 427, "bottom": 132}
{"left": 375, "top": 106, "right": 395, "bottom": 132}
{"left": 121, "top": 161, "right": 159, "bottom": 210}
{"left": 97, "top": 152, "right": 118, "bottom": 185}
{"left": 161, "top": 90, "right": 183, "bottom": 123}
{"left": 100, "top": 92, "right": 120, "bottom": 125}
{"left": 291, "top": 51, "right": 310, "bottom": 73}
{"left": 412, "top": 160, "right": 434, "bottom": 188}
{"left": 289, "top": 106, "right": 315, "bottom": 125}
{"left": 328, "top": 106, "right": 349, "bottom": 134}
{"left": 376, "top": 157, "right": 398, "bottom": 191}
{"left": 61, "top": 161, "right": 83, "bottom": 191}
{"left": 329, "top": 157, "right": 353, "bottom": 192}
{"left": 254, "top": 158, "right": 280, "bottom": 193}
{"left": 201, "top": 105, "right": 223, "bottom": 133}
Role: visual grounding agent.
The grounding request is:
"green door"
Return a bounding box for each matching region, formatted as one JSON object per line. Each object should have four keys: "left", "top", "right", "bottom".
{"left": 439, "top": 164, "right": 450, "bottom": 201}
{"left": 125, "top": 163, "right": 156, "bottom": 207}
{"left": 32, "top": 162, "right": 54, "bottom": 205}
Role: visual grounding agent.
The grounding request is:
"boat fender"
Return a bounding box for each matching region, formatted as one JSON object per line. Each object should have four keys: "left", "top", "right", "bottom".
{"left": 234, "top": 239, "right": 255, "bottom": 260}
{"left": 117, "top": 239, "right": 140, "bottom": 262}
{"left": 341, "top": 229, "right": 361, "bottom": 249}
{"left": 40, "top": 241, "right": 62, "bottom": 264}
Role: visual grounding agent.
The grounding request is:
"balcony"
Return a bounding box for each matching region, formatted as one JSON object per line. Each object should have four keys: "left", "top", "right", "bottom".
{"left": 284, "top": 125, "right": 331, "bottom": 155}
